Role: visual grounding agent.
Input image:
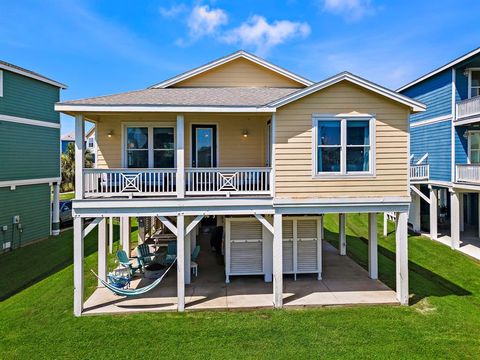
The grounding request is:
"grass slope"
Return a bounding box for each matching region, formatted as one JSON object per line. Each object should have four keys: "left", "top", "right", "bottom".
{"left": 1, "top": 214, "right": 480, "bottom": 359}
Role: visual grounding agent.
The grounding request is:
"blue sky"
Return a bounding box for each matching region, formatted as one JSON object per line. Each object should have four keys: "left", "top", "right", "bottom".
{"left": 1, "top": 0, "right": 480, "bottom": 134}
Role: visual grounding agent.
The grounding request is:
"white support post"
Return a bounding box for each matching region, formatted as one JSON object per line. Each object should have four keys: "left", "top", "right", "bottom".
{"left": 270, "top": 113, "right": 276, "bottom": 198}
{"left": 74, "top": 114, "right": 85, "bottom": 200}
{"left": 339, "top": 213, "right": 346, "bottom": 255}
{"left": 98, "top": 218, "right": 107, "bottom": 286}
{"left": 368, "top": 213, "right": 378, "bottom": 280}
{"left": 52, "top": 182, "right": 60, "bottom": 235}
{"left": 383, "top": 212, "right": 388, "bottom": 237}
{"left": 73, "top": 217, "right": 84, "bottom": 317}
{"left": 122, "top": 217, "right": 131, "bottom": 255}
{"left": 410, "top": 186, "right": 421, "bottom": 232}
{"left": 273, "top": 213, "right": 283, "bottom": 308}
{"left": 320, "top": 215, "right": 324, "bottom": 240}
{"left": 451, "top": 191, "right": 461, "bottom": 249}
{"left": 177, "top": 214, "right": 185, "bottom": 311}
{"left": 478, "top": 194, "right": 480, "bottom": 238}
{"left": 395, "top": 211, "right": 409, "bottom": 305}
{"left": 317, "top": 217, "right": 323, "bottom": 280}
{"left": 460, "top": 193, "right": 465, "bottom": 232}
{"left": 429, "top": 186, "right": 438, "bottom": 240}
{"left": 184, "top": 217, "right": 191, "bottom": 285}
{"left": 108, "top": 217, "right": 113, "bottom": 254}
{"left": 176, "top": 115, "right": 185, "bottom": 199}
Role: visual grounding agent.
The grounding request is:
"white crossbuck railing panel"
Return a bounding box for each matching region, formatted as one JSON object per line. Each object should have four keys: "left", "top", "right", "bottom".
{"left": 456, "top": 164, "right": 480, "bottom": 184}
{"left": 185, "top": 167, "right": 271, "bottom": 195}
{"left": 410, "top": 164, "right": 429, "bottom": 180}
{"left": 456, "top": 96, "right": 480, "bottom": 120}
{"left": 83, "top": 168, "right": 177, "bottom": 197}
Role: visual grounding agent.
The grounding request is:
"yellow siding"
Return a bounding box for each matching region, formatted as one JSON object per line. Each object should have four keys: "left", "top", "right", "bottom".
{"left": 275, "top": 81, "right": 410, "bottom": 199}
{"left": 94, "top": 113, "right": 268, "bottom": 168}
{"left": 172, "top": 58, "right": 305, "bottom": 88}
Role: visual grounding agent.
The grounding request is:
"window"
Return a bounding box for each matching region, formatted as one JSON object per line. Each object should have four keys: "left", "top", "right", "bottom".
{"left": 314, "top": 116, "right": 374, "bottom": 176}
{"left": 88, "top": 137, "right": 94, "bottom": 148}
{"left": 469, "top": 131, "right": 480, "bottom": 164}
{"left": 470, "top": 70, "right": 480, "bottom": 98}
{"left": 125, "top": 125, "right": 175, "bottom": 168}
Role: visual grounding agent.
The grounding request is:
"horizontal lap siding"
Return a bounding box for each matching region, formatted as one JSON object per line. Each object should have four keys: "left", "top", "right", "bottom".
{"left": 410, "top": 120, "right": 452, "bottom": 182}
{"left": 0, "top": 70, "right": 59, "bottom": 123}
{"left": 0, "top": 184, "right": 50, "bottom": 246}
{"left": 275, "top": 81, "right": 409, "bottom": 198}
{"left": 172, "top": 58, "right": 304, "bottom": 88}
{"left": 0, "top": 121, "right": 59, "bottom": 181}
{"left": 455, "top": 126, "right": 468, "bottom": 165}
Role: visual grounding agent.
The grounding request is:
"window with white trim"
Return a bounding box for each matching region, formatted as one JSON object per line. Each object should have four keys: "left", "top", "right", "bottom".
{"left": 314, "top": 116, "right": 374, "bottom": 176}
{"left": 470, "top": 70, "right": 480, "bottom": 98}
{"left": 125, "top": 126, "right": 175, "bottom": 168}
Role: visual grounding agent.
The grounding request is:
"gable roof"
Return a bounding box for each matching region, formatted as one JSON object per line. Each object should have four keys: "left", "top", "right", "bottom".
{"left": 0, "top": 60, "right": 67, "bottom": 89}
{"left": 397, "top": 47, "right": 480, "bottom": 92}
{"left": 269, "top": 72, "right": 426, "bottom": 112}
{"left": 150, "top": 50, "right": 314, "bottom": 89}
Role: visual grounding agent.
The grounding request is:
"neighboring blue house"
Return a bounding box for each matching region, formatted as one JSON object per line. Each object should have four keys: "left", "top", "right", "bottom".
{"left": 399, "top": 47, "right": 480, "bottom": 257}
{"left": 61, "top": 131, "right": 74, "bottom": 153}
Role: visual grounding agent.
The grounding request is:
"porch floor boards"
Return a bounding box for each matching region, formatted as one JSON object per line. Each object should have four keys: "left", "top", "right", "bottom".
{"left": 432, "top": 226, "right": 480, "bottom": 261}
{"left": 83, "top": 232, "right": 397, "bottom": 315}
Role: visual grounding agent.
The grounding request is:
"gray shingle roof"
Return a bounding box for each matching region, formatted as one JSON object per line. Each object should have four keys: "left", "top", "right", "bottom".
{"left": 58, "top": 87, "right": 300, "bottom": 107}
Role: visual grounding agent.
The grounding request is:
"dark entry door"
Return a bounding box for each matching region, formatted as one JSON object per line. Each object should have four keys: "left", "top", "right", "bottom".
{"left": 192, "top": 125, "right": 217, "bottom": 167}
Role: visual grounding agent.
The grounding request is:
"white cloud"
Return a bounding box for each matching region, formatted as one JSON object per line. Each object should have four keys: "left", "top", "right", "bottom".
{"left": 187, "top": 5, "right": 228, "bottom": 38}
{"left": 222, "top": 15, "right": 311, "bottom": 55}
{"left": 159, "top": 4, "right": 188, "bottom": 18}
{"left": 322, "top": 0, "right": 376, "bottom": 21}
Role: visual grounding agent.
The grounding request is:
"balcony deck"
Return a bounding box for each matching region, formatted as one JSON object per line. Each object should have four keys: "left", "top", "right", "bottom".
{"left": 456, "top": 96, "right": 480, "bottom": 124}
{"left": 456, "top": 164, "right": 480, "bottom": 185}
{"left": 410, "top": 164, "right": 429, "bottom": 182}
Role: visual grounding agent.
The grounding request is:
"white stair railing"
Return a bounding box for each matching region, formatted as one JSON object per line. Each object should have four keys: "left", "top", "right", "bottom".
{"left": 410, "top": 164, "right": 429, "bottom": 180}
{"left": 456, "top": 164, "right": 480, "bottom": 184}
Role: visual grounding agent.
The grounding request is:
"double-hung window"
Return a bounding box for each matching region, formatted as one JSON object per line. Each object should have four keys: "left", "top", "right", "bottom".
{"left": 469, "top": 70, "right": 480, "bottom": 98}
{"left": 125, "top": 125, "right": 175, "bottom": 168}
{"left": 314, "top": 116, "right": 374, "bottom": 176}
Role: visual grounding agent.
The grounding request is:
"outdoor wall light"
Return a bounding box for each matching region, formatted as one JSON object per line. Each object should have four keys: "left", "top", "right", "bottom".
{"left": 107, "top": 130, "right": 114, "bottom": 138}
{"left": 242, "top": 129, "right": 249, "bottom": 138}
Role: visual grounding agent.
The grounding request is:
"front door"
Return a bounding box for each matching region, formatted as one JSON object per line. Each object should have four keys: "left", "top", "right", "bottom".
{"left": 192, "top": 125, "right": 217, "bottom": 167}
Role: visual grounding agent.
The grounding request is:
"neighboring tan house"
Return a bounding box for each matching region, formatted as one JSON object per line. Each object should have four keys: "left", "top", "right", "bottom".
{"left": 55, "top": 50, "right": 425, "bottom": 316}
{"left": 400, "top": 47, "right": 480, "bottom": 260}
{"left": 0, "top": 60, "right": 66, "bottom": 250}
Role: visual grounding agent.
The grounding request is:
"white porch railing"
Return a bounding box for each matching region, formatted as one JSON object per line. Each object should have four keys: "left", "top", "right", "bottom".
{"left": 185, "top": 167, "right": 271, "bottom": 196}
{"left": 410, "top": 164, "right": 429, "bottom": 181}
{"left": 83, "top": 168, "right": 177, "bottom": 197}
{"left": 456, "top": 96, "right": 480, "bottom": 120}
{"left": 456, "top": 164, "right": 480, "bottom": 184}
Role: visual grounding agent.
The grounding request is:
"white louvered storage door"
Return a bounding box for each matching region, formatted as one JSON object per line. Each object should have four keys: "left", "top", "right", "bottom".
{"left": 282, "top": 219, "right": 294, "bottom": 273}
{"left": 296, "top": 219, "right": 319, "bottom": 273}
{"left": 229, "top": 220, "right": 263, "bottom": 275}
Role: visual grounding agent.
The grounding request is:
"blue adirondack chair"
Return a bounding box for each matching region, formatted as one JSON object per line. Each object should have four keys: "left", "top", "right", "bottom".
{"left": 160, "top": 241, "right": 177, "bottom": 266}
{"left": 116, "top": 250, "right": 142, "bottom": 276}
{"left": 191, "top": 245, "right": 200, "bottom": 262}
{"left": 136, "top": 243, "right": 156, "bottom": 269}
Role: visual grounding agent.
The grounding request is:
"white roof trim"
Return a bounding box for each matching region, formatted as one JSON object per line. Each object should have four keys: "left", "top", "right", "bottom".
{"left": 0, "top": 62, "right": 67, "bottom": 89}
{"left": 268, "top": 72, "right": 426, "bottom": 112}
{"left": 397, "top": 47, "right": 480, "bottom": 92}
{"left": 55, "top": 104, "right": 275, "bottom": 113}
{"left": 150, "top": 50, "right": 314, "bottom": 89}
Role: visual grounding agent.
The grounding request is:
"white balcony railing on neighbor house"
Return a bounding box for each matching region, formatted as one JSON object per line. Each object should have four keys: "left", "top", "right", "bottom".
{"left": 185, "top": 168, "right": 271, "bottom": 196}
{"left": 456, "top": 164, "right": 480, "bottom": 184}
{"left": 83, "top": 168, "right": 177, "bottom": 197}
{"left": 410, "top": 164, "right": 429, "bottom": 181}
{"left": 456, "top": 96, "right": 480, "bottom": 120}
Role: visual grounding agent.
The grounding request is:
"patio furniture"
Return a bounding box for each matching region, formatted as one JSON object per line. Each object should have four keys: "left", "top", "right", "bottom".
{"left": 144, "top": 263, "right": 167, "bottom": 279}
{"left": 116, "top": 250, "right": 142, "bottom": 276}
{"left": 191, "top": 245, "right": 200, "bottom": 277}
{"left": 159, "top": 241, "right": 177, "bottom": 266}
{"left": 191, "top": 261, "right": 198, "bottom": 277}
{"left": 191, "top": 245, "right": 200, "bottom": 262}
{"left": 136, "top": 243, "right": 156, "bottom": 269}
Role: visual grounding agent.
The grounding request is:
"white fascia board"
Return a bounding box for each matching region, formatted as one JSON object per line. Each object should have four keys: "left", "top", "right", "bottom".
{"left": 410, "top": 114, "right": 452, "bottom": 128}
{"left": 397, "top": 47, "right": 480, "bottom": 92}
{"left": 55, "top": 104, "right": 275, "bottom": 113}
{"left": 0, "top": 63, "right": 67, "bottom": 89}
{"left": 0, "top": 114, "right": 60, "bottom": 128}
{"left": 0, "top": 177, "right": 61, "bottom": 188}
{"left": 150, "top": 50, "right": 314, "bottom": 88}
{"left": 269, "top": 72, "right": 426, "bottom": 113}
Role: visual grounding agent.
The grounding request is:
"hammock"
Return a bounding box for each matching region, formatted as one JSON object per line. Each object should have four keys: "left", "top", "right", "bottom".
{"left": 91, "top": 258, "right": 177, "bottom": 297}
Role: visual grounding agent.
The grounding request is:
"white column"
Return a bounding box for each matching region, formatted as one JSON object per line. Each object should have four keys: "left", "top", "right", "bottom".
{"left": 73, "top": 217, "right": 84, "bottom": 317}
{"left": 108, "top": 217, "right": 113, "bottom": 254}
{"left": 451, "top": 191, "right": 461, "bottom": 249}
{"left": 368, "top": 212, "right": 378, "bottom": 280}
{"left": 52, "top": 182, "right": 60, "bottom": 235}
{"left": 273, "top": 213, "right": 283, "bottom": 308}
{"left": 383, "top": 212, "right": 388, "bottom": 237}
{"left": 74, "top": 114, "right": 85, "bottom": 200}
{"left": 184, "top": 219, "right": 191, "bottom": 285}
{"left": 176, "top": 115, "right": 185, "bottom": 198}
{"left": 270, "top": 113, "right": 276, "bottom": 198}
{"left": 320, "top": 215, "right": 324, "bottom": 240}
{"left": 177, "top": 214, "right": 185, "bottom": 311}
{"left": 98, "top": 218, "right": 107, "bottom": 286}
{"left": 121, "top": 217, "right": 130, "bottom": 255}
{"left": 460, "top": 193, "right": 465, "bottom": 232}
{"left": 410, "top": 186, "right": 421, "bottom": 232}
{"left": 339, "top": 213, "right": 346, "bottom": 255}
{"left": 429, "top": 186, "right": 438, "bottom": 240}
{"left": 478, "top": 194, "right": 480, "bottom": 238}
{"left": 395, "top": 211, "right": 409, "bottom": 306}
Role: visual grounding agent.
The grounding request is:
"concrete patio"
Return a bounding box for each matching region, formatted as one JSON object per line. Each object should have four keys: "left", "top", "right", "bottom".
{"left": 83, "top": 231, "right": 398, "bottom": 315}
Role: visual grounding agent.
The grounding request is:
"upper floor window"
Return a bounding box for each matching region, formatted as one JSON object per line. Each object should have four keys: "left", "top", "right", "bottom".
{"left": 125, "top": 125, "right": 175, "bottom": 168}
{"left": 88, "top": 137, "right": 94, "bottom": 148}
{"left": 314, "top": 116, "right": 374, "bottom": 177}
{"left": 469, "top": 70, "right": 480, "bottom": 98}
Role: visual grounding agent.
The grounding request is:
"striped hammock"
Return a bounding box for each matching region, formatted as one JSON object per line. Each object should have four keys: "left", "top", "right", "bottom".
{"left": 90, "top": 258, "right": 176, "bottom": 297}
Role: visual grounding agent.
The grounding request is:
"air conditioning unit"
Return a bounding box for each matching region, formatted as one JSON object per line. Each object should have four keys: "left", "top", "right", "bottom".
{"left": 3, "top": 242, "right": 11, "bottom": 250}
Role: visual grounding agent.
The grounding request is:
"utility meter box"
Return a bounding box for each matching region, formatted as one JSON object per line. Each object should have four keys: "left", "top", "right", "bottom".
{"left": 13, "top": 215, "right": 20, "bottom": 224}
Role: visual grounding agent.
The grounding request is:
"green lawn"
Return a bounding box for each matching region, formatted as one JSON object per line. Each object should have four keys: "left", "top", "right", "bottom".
{"left": 59, "top": 191, "right": 75, "bottom": 201}
{"left": 1, "top": 214, "right": 480, "bottom": 359}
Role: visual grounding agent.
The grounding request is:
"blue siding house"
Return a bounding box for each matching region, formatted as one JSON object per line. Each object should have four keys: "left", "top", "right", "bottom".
{"left": 399, "top": 47, "right": 480, "bottom": 258}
